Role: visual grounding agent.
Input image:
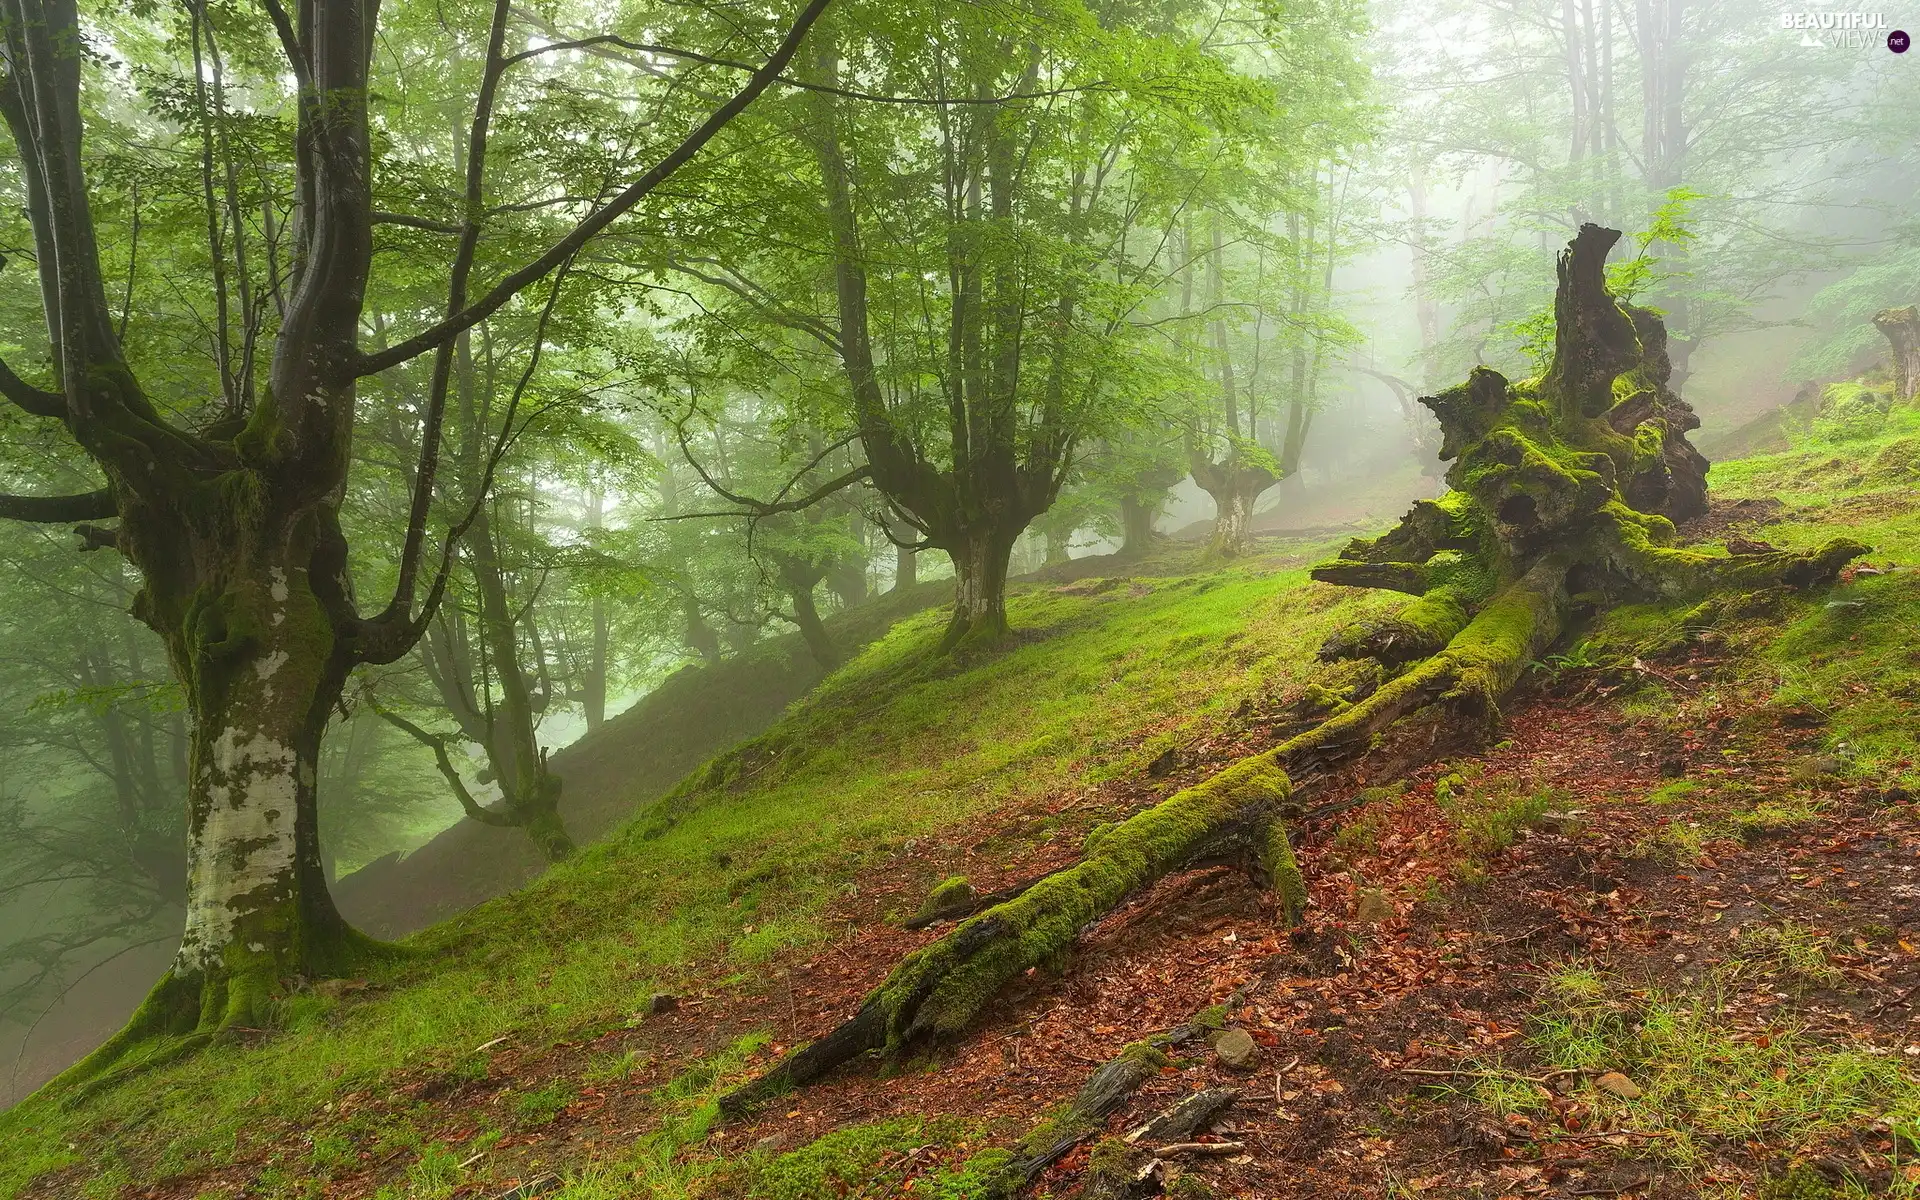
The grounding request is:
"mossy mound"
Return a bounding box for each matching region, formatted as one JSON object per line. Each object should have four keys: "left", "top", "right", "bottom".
{"left": 1819, "top": 380, "right": 1894, "bottom": 442}
{"left": 1863, "top": 434, "right": 1920, "bottom": 486}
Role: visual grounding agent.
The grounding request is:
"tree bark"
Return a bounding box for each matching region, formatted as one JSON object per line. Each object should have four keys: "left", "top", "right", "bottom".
{"left": 466, "top": 507, "right": 572, "bottom": 861}
{"left": 893, "top": 542, "right": 919, "bottom": 592}
{"left": 1192, "top": 459, "right": 1277, "bottom": 558}
{"left": 1118, "top": 493, "right": 1160, "bottom": 559}
{"left": 90, "top": 513, "right": 376, "bottom": 1062}
{"left": 1875, "top": 306, "right": 1920, "bottom": 404}
{"left": 942, "top": 523, "right": 1017, "bottom": 650}
{"left": 778, "top": 556, "right": 841, "bottom": 671}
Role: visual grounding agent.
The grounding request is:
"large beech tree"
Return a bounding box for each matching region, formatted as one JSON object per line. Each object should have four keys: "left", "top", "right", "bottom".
{"left": 654, "top": 0, "right": 1366, "bottom": 649}
{"left": 0, "top": 0, "right": 826, "bottom": 1063}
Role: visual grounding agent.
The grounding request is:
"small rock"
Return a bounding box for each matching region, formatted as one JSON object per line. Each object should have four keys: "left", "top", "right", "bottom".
{"left": 648, "top": 993, "right": 680, "bottom": 1015}
{"left": 312, "top": 978, "right": 368, "bottom": 1000}
{"left": 1594, "top": 1070, "right": 1642, "bottom": 1099}
{"left": 1211, "top": 1027, "right": 1259, "bottom": 1070}
{"left": 1533, "top": 810, "right": 1583, "bottom": 836}
{"left": 1791, "top": 755, "right": 1844, "bottom": 782}
{"left": 1354, "top": 889, "right": 1394, "bottom": 925}
{"left": 754, "top": 1134, "right": 784, "bottom": 1153}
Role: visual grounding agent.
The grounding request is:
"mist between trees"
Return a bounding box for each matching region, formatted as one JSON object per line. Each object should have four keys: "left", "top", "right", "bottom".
{"left": 0, "top": 0, "right": 1912, "bottom": 1101}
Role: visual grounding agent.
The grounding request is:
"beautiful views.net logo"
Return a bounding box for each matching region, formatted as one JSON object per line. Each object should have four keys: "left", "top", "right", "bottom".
{"left": 1779, "top": 10, "right": 1909, "bottom": 49}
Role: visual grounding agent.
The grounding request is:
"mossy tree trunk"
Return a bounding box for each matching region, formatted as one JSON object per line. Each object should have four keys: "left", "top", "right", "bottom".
{"left": 0, "top": 0, "right": 830, "bottom": 1081}
{"left": 1876, "top": 306, "right": 1919, "bottom": 404}
{"left": 1117, "top": 491, "right": 1161, "bottom": 559}
{"left": 1191, "top": 456, "right": 1278, "bottom": 558}
{"left": 130, "top": 514, "right": 375, "bottom": 1040}
{"left": 775, "top": 551, "right": 841, "bottom": 671}
{"left": 470, "top": 507, "right": 572, "bottom": 860}
{"left": 942, "top": 521, "right": 1019, "bottom": 650}
{"left": 724, "top": 224, "right": 1866, "bottom": 1115}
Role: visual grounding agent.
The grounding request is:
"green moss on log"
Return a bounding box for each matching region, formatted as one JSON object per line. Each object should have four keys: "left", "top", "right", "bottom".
{"left": 1264, "top": 823, "right": 1307, "bottom": 924}
{"left": 873, "top": 754, "right": 1291, "bottom": 1046}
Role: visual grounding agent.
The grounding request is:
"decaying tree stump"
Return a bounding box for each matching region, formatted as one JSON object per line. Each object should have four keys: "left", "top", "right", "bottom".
{"left": 1875, "top": 306, "right": 1920, "bottom": 404}
{"left": 1313, "top": 224, "right": 1861, "bottom": 671}
{"left": 719, "top": 224, "right": 1867, "bottom": 1117}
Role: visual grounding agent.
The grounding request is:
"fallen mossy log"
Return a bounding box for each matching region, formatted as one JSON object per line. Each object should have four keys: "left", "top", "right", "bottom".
{"left": 721, "top": 751, "right": 1302, "bottom": 1112}
{"left": 720, "top": 224, "right": 1867, "bottom": 1118}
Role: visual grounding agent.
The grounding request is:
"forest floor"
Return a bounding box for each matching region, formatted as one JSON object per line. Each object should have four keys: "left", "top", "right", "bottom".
{"left": 2, "top": 416, "right": 1919, "bottom": 1200}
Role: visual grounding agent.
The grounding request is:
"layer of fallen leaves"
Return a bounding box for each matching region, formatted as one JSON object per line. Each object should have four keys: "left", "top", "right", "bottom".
{"left": 122, "top": 646, "right": 1920, "bottom": 1200}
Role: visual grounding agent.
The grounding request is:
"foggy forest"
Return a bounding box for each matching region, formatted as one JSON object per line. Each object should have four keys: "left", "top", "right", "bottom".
{"left": 0, "top": 0, "right": 1917, "bottom": 1193}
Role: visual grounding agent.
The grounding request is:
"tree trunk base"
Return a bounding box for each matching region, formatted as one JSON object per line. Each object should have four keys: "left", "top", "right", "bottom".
{"left": 46, "top": 923, "right": 399, "bottom": 1103}
{"left": 937, "top": 606, "right": 1012, "bottom": 654}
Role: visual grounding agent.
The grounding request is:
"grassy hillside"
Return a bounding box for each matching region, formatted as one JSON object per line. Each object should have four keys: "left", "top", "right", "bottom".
{"left": 0, "top": 539, "right": 1402, "bottom": 1196}
{"left": 332, "top": 577, "right": 961, "bottom": 941}
{"left": 2, "top": 411, "right": 1916, "bottom": 1198}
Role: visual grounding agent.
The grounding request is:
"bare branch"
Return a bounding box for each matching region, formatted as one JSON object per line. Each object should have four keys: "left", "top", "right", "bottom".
{"left": 0, "top": 488, "right": 115, "bottom": 524}
{"left": 0, "top": 357, "right": 64, "bottom": 418}
{"left": 373, "top": 708, "right": 515, "bottom": 827}
{"left": 671, "top": 412, "right": 870, "bottom": 518}
{"left": 502, "top": 32, "right": 1116, "bottom": 107}
{"left": 372, "top": 209, "right": 462, "bottom": 234}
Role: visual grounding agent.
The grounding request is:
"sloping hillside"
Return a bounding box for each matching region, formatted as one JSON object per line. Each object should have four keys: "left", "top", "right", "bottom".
{"left": 0, "top": 533, "right": 1405, "bottom": 1195}
{"left": 334, "top": 579, "right": 955, "bottom": 939}
{"left": 0, "top": 581, "right": 952, "bottom": 1112}
{"left": 2, "top": 416, "right": 1918, "bottom": 1199}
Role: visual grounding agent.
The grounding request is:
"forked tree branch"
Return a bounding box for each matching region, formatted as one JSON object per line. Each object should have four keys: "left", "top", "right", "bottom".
{"left": 354, "top": 258, "right": 576, "bottom": 665}
{"left": 373, "top": 708, "right": 517, "bottom": 827}
{"left": 668, "top": 418, "right": 870, "bottom": 519}
{"left": 380, "top": 0, "right": 515, "bottom": 647}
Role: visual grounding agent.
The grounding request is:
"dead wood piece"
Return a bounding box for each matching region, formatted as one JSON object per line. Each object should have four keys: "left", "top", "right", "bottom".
{"left": 904, "top": 869, "right": 1056, "bottom": 930}
{"left": 1149, "top": 1140, "right": 1245, "bottom": 1156}
{"left": 1008, "top": 1044, "right": 1171, "bottom": 1185}
{"left": 1124, "top": 1088, "right": 1239, "bottom": 1145}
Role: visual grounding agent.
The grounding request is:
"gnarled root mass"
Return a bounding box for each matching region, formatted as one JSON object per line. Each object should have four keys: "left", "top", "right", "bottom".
{"left": 722, "top": 224, "right": 1866, "bottom": 1116}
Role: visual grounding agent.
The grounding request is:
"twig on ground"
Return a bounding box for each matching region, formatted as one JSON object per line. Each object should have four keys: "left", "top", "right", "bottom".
{"left": 1150, "top": 1140, "right": 1245, "bottom": 1156}
{"left": 1568, "top": 1178, "right": 1649, "bottom": 1197}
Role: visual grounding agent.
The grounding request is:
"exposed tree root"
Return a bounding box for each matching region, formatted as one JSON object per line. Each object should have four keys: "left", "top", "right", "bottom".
{"left": 43, "top": 924, "right": 405, "bottom": 1102}
{"left": 721, "top": 224, "right": 1867, "bottom": 1118}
